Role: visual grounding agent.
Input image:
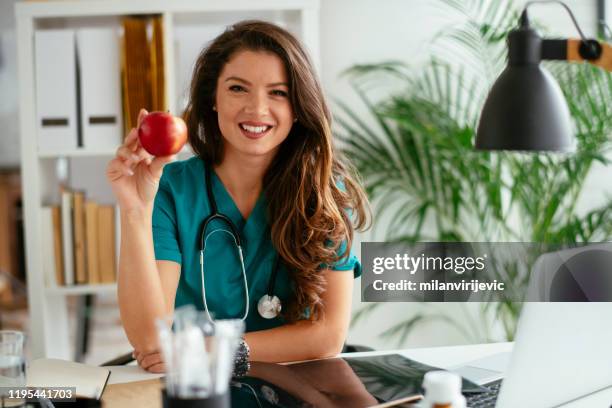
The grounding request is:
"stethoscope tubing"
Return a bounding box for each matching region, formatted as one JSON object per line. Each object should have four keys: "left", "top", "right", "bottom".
{"left": 199, "top": 161, "right": 280, "bottom": 323}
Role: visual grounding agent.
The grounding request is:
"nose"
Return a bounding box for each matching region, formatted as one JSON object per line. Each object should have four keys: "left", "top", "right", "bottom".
{"left": 244, "top": 90, "right": 269, "bottom": 116}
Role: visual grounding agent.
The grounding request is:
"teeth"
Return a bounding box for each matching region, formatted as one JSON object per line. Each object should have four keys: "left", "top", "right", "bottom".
{"left": 241, "top": 124, "right": 269, "bottom": 133}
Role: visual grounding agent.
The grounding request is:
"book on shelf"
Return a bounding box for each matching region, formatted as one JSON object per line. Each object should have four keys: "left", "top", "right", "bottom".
{"left": 60, "top": 190, "right": 75, "bottom": 286}
{"left": 42, "top": 188, "right": 119, "bottom": 288}
{"left": 38, "top": 205, "right": 65, "bottom": 287}
{"left": 150, "top": 16, "right": 166, "bottom": 111}
{"left": 51, "top": 205, "right": 65, "bottom": 286}
{"left": 73, "top": 191, "right": 87, "bottom": 284}
{"left": 85, "top": 200, "right": 100, "bottom": 284}
{"left": 41, "top": 206, "right": 57, "bottom": 287}
{"left": 121, "top": 15, "right": 166, "bottom": 134}
{"left": 97, "top": 205, "right": 117, "bottom": 283}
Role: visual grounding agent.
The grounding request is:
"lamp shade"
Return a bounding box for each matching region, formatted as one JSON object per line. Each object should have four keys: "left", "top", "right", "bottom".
{"left": 475, "top": 26, "right": 574, "bottom": 152}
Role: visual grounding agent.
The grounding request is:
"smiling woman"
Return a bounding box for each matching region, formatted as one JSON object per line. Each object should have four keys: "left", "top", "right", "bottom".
{"left": 106, "top": 20, "right": 371, "bottom": 373}
{"left": 215, "top": 50, "right": 295, "bottom": 159}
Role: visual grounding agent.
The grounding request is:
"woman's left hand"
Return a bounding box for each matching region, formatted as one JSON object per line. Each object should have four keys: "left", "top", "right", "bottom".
{"left": 133, "top": 349, "right": 165, "bottom": 373}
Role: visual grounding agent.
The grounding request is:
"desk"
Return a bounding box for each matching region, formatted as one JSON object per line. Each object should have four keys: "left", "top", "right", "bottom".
{"left": 102, "top": 342, "right": 612, "bottom": 407}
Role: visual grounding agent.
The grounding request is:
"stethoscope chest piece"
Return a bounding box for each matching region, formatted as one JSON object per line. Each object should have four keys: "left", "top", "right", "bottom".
{"left": 257, "top": 294, "right": 282, "bottom": 319}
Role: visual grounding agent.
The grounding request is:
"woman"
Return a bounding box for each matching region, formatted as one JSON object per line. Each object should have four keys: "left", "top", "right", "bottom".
{"left": 106, "top": 20, "right": 369, "bottom": 373}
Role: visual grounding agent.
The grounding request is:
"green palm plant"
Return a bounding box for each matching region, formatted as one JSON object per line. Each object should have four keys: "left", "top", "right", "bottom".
{"left": 338, "top": 0, "right": 612, "bottom": 344}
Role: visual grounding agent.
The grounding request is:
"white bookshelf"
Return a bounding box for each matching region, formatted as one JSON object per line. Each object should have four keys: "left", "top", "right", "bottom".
{"left": 38, "top": 150, "right": 118, "bottom": 159}
{"left": 45, "top": 283, "right": 117, "bottom": 296}
{"left": 16, "top": 0, "right": 320, "bottom": 359}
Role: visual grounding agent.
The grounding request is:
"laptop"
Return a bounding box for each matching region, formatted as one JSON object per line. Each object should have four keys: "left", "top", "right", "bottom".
{"left": 453, "top": 244, "right": 612, "bottom": 407}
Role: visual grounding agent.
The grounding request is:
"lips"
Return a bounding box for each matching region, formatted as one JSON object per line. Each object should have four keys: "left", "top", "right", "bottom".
{"left": 239, "top": 122, "right": 273, "bottom": 139}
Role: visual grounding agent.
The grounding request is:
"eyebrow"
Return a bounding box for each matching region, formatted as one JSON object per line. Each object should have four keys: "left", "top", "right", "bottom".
{"left": 224, "top": 76, "right": 289, "bottom": 87}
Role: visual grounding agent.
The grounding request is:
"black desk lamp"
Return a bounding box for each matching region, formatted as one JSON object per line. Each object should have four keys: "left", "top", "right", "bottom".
{"left": 475, "top": 0, "right": 612, "bottom": 152}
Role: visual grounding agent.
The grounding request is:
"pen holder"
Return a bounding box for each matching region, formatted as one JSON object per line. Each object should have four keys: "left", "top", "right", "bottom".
{"left": 161, "top": 389, "right": 230, "bottom": 408}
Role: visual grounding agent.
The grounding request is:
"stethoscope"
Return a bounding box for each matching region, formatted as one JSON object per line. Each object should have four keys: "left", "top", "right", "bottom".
{"left": 199, "top": 161, "right": 282, "bottom": 323}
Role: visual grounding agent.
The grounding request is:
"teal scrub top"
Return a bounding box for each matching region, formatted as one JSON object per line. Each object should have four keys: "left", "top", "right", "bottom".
{"left": 152, "top": 156, "right": 361, "bottom": 333}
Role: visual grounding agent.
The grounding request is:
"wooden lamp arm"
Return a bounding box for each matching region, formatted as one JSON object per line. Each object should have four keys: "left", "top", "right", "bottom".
{"left": 567, "top": 39, "right": 612, "bottom": 71}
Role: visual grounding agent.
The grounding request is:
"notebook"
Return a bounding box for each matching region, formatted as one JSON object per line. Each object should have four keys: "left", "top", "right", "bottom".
{"left": 27, "top": 358, "right": 111, "bottom": 400}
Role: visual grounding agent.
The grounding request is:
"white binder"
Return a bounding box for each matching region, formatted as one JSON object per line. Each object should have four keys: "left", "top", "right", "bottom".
{"left": 34, "top": 30, "right": 78, "bottom": 153}
{"left": 76, "top": 28, "right": 123, "bottom": 151}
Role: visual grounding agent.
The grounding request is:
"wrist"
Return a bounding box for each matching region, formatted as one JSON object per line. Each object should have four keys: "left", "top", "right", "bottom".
{"left": 121, "top": 206, "right": 153, "bottom": 226}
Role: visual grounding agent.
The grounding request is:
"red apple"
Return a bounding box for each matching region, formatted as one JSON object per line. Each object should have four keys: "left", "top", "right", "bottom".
{"left": 138, "top": 111, "right": 188, "bottom": 156}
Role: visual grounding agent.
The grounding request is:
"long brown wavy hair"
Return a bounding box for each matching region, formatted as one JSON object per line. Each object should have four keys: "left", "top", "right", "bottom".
{"left": 183, "top": 20, "right": 370, "bottom": 322}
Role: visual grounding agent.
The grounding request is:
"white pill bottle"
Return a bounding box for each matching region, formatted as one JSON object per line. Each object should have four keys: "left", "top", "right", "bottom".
{"left": 421, "top": 371, "right": 467, "bottom": 408}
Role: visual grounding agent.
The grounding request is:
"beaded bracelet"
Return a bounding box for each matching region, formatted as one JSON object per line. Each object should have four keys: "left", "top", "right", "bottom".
{"left": 233, "top": 338, "right": 251, "bottom": 378}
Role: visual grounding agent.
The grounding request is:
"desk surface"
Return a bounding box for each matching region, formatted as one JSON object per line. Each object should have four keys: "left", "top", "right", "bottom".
{"left": 102, "top": 342, "right": 612, "bottom": 408}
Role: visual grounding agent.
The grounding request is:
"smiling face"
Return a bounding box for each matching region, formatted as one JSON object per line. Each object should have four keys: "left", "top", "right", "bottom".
{"left": 214, "top": 49, "right": 295, "bottom": 162}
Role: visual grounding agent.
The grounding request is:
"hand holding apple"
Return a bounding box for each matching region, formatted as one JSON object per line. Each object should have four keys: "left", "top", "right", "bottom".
{"left": 106, "top": 109, "right": 179, "bottom": 213}
{"left": 138, "top": 111, "right": 188, "bottom": 156}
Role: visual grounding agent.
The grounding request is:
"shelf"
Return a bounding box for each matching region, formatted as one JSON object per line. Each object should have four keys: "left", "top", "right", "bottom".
{"left": 46, "top": 283, "right": 117, "bottom": 296}
{"left": 39, "top": 143, "right": 194, "bottom": 159}
{"left": 16, "top": 0, "right": 316, "bottom": 19}
{"left": 39, "top": 149, "right": 117, "bottom": 158}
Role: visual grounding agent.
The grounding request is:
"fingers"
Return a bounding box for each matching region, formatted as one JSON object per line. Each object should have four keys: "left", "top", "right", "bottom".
{"left": 146, "top": 362, "right": 166, "bottom": 373}
{"left": 116, "top": 145, "right": 140, "bottom": 164}
{"left": 124, "top": 111, "right": 146, "bottom": 151}
{"left": 137, "top": 108, "right": 149, "bottom": 127}
{"left": 122, "top": 128, "right": 141, "bottom": 155}
{"left": 137, "top": 351, "right": 164, "bottom": 371}
{"left": 132, "top": 349, "right": 163, "bottom": 372}
{"left": 121, "top": 107, "right": 150, "bottom": 154}
{"left": 106, "top": 157, "right": 134, "bottom": 179}
{"left": 124, "top": 127, "right": 147, "bottom": 154}
{"left": 115, "top": 135, "right": 154, "bottom": 176}
{"left": 134, "top": 145, "right": 154, "bottom": 164}
{"left": 133, "top": 349, "right": 148, "bottom": 366}
{"left": 133, "top": 349, "right": 151, "bottom": 365}
{"left": 117, "top": 144, "right": 152, "bottom": 165}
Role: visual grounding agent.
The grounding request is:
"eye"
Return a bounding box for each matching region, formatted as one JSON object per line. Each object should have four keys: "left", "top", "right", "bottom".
{"left": 271, "top": 89, "right": 288, "bottom": 97}
{"left": 229, "top": 84, "right": 246, "bottom": 93}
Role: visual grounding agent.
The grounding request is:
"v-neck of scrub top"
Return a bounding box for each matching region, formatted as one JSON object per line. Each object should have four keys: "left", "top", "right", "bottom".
{"left": 209, "top": 167, "right": 267, "bottom": 239}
